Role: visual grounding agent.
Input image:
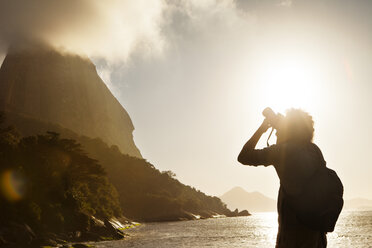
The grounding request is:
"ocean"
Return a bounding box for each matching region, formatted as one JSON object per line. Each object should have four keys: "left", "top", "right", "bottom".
{"left": 94, "top": 211, "right": 372, "bottom": 248}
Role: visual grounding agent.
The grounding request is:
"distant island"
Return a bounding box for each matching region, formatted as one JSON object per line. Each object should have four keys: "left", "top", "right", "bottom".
{"left": 343, "top": 198, "right": 372, "bottom": 211}
{"left": 221, "top": 186, "right": 372, "bottom": 213}
{"left": 220, "top": 187, "right": 277, "bottom": 212}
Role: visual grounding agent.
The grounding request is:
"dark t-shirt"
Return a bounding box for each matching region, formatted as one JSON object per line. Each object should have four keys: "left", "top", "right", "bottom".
{"left": 239, "top": 142, "right": 327, "bottom": 247}
{"left": 242, "top": 142, "right": 321, "bottom": 195}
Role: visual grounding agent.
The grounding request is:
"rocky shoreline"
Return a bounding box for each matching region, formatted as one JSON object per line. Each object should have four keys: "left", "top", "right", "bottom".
{"left": 0, "top": 210, "right": 250, "bottom": 248}
{"left": 0, "top": 216, "right": 136, "bottom": 248}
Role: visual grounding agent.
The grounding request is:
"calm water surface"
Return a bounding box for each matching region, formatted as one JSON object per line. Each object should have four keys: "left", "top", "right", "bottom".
{"left": 94, "top": 211, "right": 372, "bottom": 248}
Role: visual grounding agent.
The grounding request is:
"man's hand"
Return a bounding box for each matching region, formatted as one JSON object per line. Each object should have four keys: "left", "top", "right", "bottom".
{"left": 258, "top": 118, "right": 271, "bottom": 134}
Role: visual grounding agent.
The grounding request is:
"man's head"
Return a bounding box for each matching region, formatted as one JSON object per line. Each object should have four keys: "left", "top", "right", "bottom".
{"left": 276, "top": 108, "right": 314, "bottom": 144}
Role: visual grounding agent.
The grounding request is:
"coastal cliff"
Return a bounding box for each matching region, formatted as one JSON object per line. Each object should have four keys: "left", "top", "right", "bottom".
{"left": 0, "top": 46, "right": 141, "bottom": 158}
{"left": 0, "top": 47, "right": 249, "bottom": 246}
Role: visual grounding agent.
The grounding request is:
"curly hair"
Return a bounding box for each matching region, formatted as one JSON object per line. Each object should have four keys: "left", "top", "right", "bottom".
{"left": 279, "top": 108, "right": 314, "bottom": 143}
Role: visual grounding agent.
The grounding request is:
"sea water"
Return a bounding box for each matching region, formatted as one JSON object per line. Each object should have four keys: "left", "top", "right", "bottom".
{"left": 94, "top": 211, "right": 372, "bottom": 248}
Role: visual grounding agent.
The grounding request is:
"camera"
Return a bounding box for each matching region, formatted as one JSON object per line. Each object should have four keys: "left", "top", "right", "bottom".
{"left": 262, "top": 107, "right": 283, "bottom": 129}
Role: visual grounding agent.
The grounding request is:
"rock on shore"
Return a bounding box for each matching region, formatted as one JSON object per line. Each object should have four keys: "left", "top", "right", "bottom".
{"left": 0, "top": 216, "right": 135, "bottom": 247}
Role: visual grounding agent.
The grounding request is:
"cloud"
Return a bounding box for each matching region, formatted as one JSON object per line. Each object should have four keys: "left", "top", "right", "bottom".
{"left": 0, "top": 0, "right": 165, "bottom": 62}
{"left": 234, "top": 0, "right": 292, "bottom": 12}
{"left": 0, "top": 0, "right": 292, "bottom": 63}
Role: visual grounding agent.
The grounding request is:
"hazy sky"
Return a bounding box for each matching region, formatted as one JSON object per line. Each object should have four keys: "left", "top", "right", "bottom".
{"left": 1, "top": 0, "right": 372, "bottom": 200}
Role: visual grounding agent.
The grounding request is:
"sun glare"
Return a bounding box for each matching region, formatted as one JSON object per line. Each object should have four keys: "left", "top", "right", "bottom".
{"left": 256, "top": 55, "right": 324, "bottom": 114}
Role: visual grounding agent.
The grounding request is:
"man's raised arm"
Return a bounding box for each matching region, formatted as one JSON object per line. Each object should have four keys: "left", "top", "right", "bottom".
{"left": 237, "top": 119, "right": 270, "bottom": 165}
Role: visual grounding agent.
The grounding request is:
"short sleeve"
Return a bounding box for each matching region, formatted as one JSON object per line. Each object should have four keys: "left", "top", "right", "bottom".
{"left": 239, "top": 144, "right": 281, "bottom": 166}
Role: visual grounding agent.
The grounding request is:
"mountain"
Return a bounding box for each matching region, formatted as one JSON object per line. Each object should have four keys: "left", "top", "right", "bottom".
{"left": 344, "top": 198, "right": 372, "bottom": 210}
{"left": 0, "top": 45, "right": 242, "bottom": 223}
{"left": 0, "top": 46, "right": 141, "bottom": 157}
{"left": 220, "top": 187, "right": 277, "bottom": 212}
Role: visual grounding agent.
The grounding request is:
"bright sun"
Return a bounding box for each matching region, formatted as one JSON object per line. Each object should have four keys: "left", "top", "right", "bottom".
{"left": 256, "top": 55, "right": 324, "bottom": 114}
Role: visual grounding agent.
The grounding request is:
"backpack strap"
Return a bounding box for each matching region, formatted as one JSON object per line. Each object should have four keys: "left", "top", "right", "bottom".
{"left": 266, "top": 127, "right": 275, "bottom": 147}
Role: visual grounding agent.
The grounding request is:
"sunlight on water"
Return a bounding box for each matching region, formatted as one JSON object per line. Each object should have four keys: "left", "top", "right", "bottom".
{"left": 253, "top": 212, "right": 278, "bottom": 246}
{"left": 94, "top": 211, "right": 372, "bottom": 248}
{"left": 238, "top": 212, "right": 278, "bottom": 247}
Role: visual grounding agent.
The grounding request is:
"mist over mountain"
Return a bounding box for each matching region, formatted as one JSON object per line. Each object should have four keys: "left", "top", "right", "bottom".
{"left": 0, "top": 45, "right": 141, "bottom": 157}
{"left": 221, "top": 187, "right": 277, "bottom": 213}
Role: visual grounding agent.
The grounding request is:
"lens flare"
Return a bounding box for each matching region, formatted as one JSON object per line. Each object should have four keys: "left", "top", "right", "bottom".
{"left": 0, "top": 170, "right": 25, "bottom": 202}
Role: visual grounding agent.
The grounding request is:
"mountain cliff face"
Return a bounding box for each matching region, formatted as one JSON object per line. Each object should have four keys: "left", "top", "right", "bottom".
{"left": 0, "top": 47, "right": 141, "bottom": 158}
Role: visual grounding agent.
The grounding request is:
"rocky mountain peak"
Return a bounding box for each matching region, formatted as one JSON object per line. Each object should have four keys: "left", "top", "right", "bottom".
{"left": 0, "top": 46, "right": 141, "bottom": 157}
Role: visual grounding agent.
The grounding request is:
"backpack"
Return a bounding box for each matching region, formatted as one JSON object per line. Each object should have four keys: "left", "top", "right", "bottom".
{"left": 284, "top": 144, "right": 344, "bottom": 232}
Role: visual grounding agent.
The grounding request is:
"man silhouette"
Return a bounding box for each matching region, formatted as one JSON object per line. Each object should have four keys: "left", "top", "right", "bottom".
{"left": 238, "top": 108, "right": 327, "bottom": 248}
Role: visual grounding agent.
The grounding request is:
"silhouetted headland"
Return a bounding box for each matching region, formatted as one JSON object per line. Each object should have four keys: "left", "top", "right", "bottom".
{"left": 0, "top": 46, "right": 249, "bottom": 247}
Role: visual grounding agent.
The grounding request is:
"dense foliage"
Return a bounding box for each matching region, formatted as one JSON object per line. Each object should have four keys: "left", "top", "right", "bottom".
{"left": 0, "top": 114, "right": 121, "bottom": 233}
{"left": 73, "top": 137, "right": 234, "bottom": 221}
{"left": 1, "top": 112, "right": 238, "bottom": 223}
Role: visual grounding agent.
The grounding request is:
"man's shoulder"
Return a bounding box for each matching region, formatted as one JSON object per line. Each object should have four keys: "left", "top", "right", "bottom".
{"left": 278, "top": 141, "right": 318, "bottom": 149}
{"left": 275, "top": 142, "right": 321, "bottom": 157}
{"left": 263, "top": 142, "right": 321, "bottom": 162}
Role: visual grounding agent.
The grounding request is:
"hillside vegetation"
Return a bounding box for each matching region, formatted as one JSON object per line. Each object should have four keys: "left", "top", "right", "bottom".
{"left": 0, "top": 112, "right": 246, "bottom": 230}
{"left": 79, "top": 136, "right": 235, "bottom": 221}
{"left": 0, "top": 114, "right": 122, "bottom": 245}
